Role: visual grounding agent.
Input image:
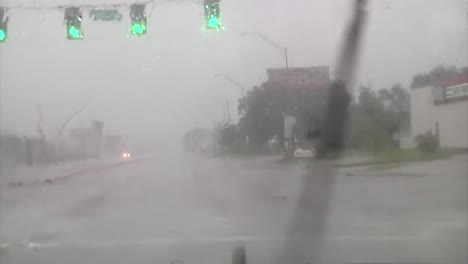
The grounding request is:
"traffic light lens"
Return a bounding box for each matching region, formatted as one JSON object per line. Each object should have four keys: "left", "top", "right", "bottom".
{"left": 68, "top": 25, "right": 81, "bottom": 39}
{"left": 131, "top": 23, "right": 146, "bottom": 35}
{"left": 208, "top": 17, "right": 220, "bottom": 28}
{"left": 0, "top": 29, "right": 5, "bottom": 41}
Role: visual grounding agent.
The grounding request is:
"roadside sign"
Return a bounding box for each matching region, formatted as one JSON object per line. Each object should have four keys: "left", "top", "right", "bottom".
{"left": 444, "top": 83, "right": 468, "bottom": 99}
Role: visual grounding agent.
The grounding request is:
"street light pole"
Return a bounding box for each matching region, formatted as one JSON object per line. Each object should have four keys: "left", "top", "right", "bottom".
{"left": 213, "top": 74, "right": 245, "bottom": 98}
{"left": 199, "top": 92, "right": 229, "bottom": 128}
{"left": 57, "top": 105, "right": 88, "bottom": 138}
{"left": 240, "top": 32, "right": 289, "bottom": 68}
{"left": 284, "top": 47, "right": 288, "bottom": 69}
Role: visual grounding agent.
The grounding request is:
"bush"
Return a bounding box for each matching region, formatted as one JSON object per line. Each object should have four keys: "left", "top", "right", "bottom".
{"left": 415, "top": 131, "right": 439, "bottom": 154}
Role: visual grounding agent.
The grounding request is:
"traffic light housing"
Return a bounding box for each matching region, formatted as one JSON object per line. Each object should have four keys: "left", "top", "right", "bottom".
{"left": 130, "top": 4, "right": 147, "bottom": 36}
{"left": 0, "top": 28, "right": 5, "bottom": 42}
{"left": 0, "top": 8, "right": 8, "bottom": 43}
{"left": 204, "top": 0, "right": 222, "bottom": 30}
{"left": 65, "top": 7, "right": 83, "bottom": 40}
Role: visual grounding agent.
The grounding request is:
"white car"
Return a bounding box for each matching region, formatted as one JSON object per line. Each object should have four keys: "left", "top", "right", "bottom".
{"left": 294, "top": 148, "right": 316, "bottom": 158}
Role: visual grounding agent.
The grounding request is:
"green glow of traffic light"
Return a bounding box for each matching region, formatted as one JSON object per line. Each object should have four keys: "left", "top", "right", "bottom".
{"left": 0, "top": 29, "right": 5, "bottom": 41}
{"left": 131, "top": 23, "right": 146, "bottom": 35}
{"left": 207, "top": 17, "right": 220, "bottom": 28}
{"left": 68, "top": 25, "right": 82, "bottom": 39}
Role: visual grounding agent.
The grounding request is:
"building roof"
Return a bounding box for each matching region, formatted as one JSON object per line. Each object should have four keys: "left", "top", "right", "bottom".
{"left": 437, "top": 73, "right": 468, "bottom": 88}
{"left": 266, "top": 66, "right": 329, "bottom": 73}
{"left": 266, "top": 66, "right": 330, "bottom": 87}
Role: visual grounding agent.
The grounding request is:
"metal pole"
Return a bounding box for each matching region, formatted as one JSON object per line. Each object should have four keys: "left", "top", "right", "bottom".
{"left": 285, "top": 48, "right": 289, "bottom": 68}
{"left": 57, "top": 105, "right": 88, "bottom": 138}
{"left": 214, "top": 74, "right": 245, "bottom": 98}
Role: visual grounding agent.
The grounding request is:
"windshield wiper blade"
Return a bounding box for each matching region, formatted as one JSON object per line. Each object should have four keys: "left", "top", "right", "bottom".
{"left": 275, "top": 1, "right": 369, "bottom": 263}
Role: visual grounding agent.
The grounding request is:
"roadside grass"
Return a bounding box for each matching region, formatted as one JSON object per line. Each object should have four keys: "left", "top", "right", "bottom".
{"left": 367, "top": 163, "right": 403, "bottom": 171}
{"left": 216, "top": 145, "right": 456, "bottom": 168}
{"left": 374, "top": 149, "right": 452, "bottom": 163}
{"left": 337, "top": 148, "right": 454, "bottom": 168}
{"left": 218, "top": 145, "right": 283, "bottom": 159}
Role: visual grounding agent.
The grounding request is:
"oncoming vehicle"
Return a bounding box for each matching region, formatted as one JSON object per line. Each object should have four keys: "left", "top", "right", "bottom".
{"left": 121, "top": 151, "right": 132, "bottom": 159}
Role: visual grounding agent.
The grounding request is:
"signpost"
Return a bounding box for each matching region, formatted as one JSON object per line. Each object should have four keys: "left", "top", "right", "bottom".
{"left": 284, "top": 115, "right": 296, "bottom": 158}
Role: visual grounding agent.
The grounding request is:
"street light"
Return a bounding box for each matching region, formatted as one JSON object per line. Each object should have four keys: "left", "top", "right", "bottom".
{"left": 213, "top": 74, "right": 245, "bottom": 98}
{"left": 240, "top": 32, "right": 288, "bottom": 68}
{"left": 213, "top": 74, "right": 249, "bottom": 118}
{"left": 198, "top": 92, "right": 230, "bottom": 127}
{"left": 57, "top": 105, "right": 88, "bottom": 138}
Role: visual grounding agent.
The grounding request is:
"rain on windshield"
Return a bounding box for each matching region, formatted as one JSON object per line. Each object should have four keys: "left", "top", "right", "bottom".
{"left": 1, "top": 0, "right": 467, "bottom": 263}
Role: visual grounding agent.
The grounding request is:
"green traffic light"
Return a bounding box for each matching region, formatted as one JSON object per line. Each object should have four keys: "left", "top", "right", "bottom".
{"left": 0, "top": 29, "right": 6, "bottom": 41}
{"left": 131, "top": 23, "right": 146, "bottom": 35}
{"left": 68, "top": 25, "right": 82, "bottom": 39}
{"left": 207, "top": 16, "right": 220, "bottom": 29}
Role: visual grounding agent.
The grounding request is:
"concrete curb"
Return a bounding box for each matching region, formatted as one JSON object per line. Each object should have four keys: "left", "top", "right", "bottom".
{"left": 333, "top": 155, "right": 453, "bottom": 168}
{"left": 4, "top": 157, "right": 145, "bottom": 188}
{"left": 333, "top": 159, "right": 392, "bottom": 168}
{"left": 272, "top": 156, "right": 450, "bottom": 169}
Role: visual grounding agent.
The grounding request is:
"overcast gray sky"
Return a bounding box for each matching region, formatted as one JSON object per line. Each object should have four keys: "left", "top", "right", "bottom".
{"left": 0, "top": 0, "right": 467, "bottom": 145}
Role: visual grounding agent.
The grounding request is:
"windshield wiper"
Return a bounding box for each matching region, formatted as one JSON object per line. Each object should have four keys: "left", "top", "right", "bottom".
{"left": 276, "top": 1, "right": 369, "bottom": 263}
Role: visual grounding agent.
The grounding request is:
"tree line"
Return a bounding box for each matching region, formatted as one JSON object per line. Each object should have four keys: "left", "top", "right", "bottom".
{"left": 184, "top": 65, "right": 467, "bottom": 155}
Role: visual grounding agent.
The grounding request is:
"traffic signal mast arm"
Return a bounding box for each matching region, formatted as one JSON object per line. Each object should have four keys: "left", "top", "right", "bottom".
{"left": 3, "top": 0, "right": 155, "bottom": 11}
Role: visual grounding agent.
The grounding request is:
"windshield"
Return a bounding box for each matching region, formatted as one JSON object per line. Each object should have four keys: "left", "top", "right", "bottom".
{"left": 1, "top": 0, "right": 467, "bottom": 263}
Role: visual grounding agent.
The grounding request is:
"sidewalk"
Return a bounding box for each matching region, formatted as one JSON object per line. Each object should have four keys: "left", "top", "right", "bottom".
{"left": 0, "top": 157, "right": 137, "bottom": 187}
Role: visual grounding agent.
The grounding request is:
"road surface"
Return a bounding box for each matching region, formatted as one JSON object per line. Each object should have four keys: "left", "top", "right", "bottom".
{"left": 1, "top": 151, "right": 467, "bottom": 263}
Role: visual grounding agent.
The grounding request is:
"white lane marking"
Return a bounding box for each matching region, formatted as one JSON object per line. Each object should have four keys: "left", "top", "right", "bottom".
{"left": 1, "top": 235, "right": 432, "bottom": 250}
{"left": 4, "top": 220, "right": 466, "bottom": 250}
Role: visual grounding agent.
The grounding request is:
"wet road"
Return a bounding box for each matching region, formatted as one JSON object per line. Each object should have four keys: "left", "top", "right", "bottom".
{"left": 1, "top": 151, "right": 467, "bottom": 263}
